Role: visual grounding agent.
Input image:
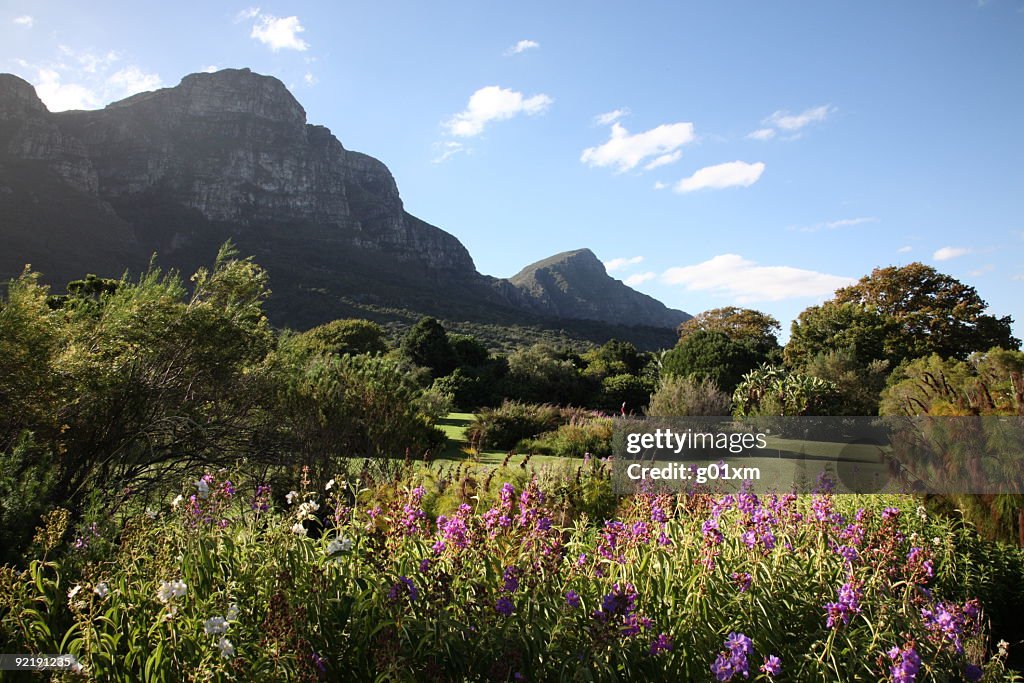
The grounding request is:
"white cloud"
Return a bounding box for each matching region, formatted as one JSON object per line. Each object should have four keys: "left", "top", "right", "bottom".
{"left": 594, "top": 108, "right": 628, "bottom": 126}
{"left": 933, "top": 246, "right": 972, "bottom": 261}
{"left": 13, "top": 15, "right": 33, "bottom": 27}
{"left": 766, "top": 105, "right": 834, "bottom": 131}
{"left": 33, "top": 68, "right": 100, "bottom": 111}
{"left": 235, "top": 6, "right": 262, "bottom": 21}
{"left": 505, "top": 39, "right": 539, "bottom": 55}
{"left": 604, "top": 256, "right": 644, "bottom": 272}
{"left": 251, "top": 14, "right": 309, "bottom": 51}
{"left": 106, "top": 66, "right": 161, "bottom": 99}
{"left": 1012, "top": 274, "right": 1024, "bottom": 282}
{"left": 303, "top": 72, "right": 317, "bottom": 86}
{"left": 968, "top": 264, "right": 995, "bottom": 277}
{"left": 202, "top": 65, "right": 219, "bottom": 73}
{"left": 644, "top": 149, "right": 683, "bottom": 171}
{"left": 661, "top": 254, "right": 855, "bottom": 303}
{"left": 793, "top": 216, "right": 879, "bottom": 233}
{"left": 431, "top": 140, "right": 468, "bottom": 163}
{"left": 624, "top": 272, "right": 656, "bottom": 287}
{"left": 747, "top": 128, "right": 776, "bottom": 141}
{"left": 581, "top": 121, "right": 695, "bottom": 173}
{"left": 444, "top": 85, "right": 552, "bottom": 137}
{"left": 897, "top": 246, "right": 913, "bottom": 253}
{"left": 653, "top": 181, "right": 668, "bottom": 190}
{"left": 672, "top": 161, "right": 765, "bottom": 193}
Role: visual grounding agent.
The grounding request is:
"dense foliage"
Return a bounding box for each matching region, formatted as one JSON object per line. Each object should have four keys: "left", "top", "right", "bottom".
{"left": 2, "top": 468, "right": 1021, "bottom": 681}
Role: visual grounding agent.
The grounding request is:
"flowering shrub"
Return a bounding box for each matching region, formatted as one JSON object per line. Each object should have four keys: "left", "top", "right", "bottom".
{"left": 0, "top": 470, "right": 1020, "bottom": 681}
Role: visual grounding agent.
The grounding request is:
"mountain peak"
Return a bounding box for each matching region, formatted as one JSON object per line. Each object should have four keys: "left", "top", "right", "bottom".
{"left": 106, "top": 67, "right": 306, "bottom": 127}
{"left": 0, "top": 73, "right": 47, "bottom": 118}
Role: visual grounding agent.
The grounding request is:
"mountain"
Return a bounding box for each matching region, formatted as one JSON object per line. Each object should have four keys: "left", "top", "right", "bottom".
{"left": 0, "top": 68, "right": 690, "bottom": 349}
{"left": 507, "top": 249, "right": 688, "bottom": 329}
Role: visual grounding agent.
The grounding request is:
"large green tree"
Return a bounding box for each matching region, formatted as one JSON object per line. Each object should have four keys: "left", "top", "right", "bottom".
{"left": 400, "top": 317, "right": 458, "bottom": 378}
{"left": 678, "top": 306, "right": 781, "bottom": 357}
{"left": 661, "top": 330, "right": 761, "bottom": 393}
{"left": 827, "top": 263, "right": 1017, "bottom": 363}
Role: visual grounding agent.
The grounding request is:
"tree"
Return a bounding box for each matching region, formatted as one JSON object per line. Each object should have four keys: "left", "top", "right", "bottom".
{"left": 582, "top": 339, "right": 645, "bottom": 380}
{"left": 661, "top": 330, "right": 760, "bottom": 393}
{"left": 505, "top": 343, "right": 593, "bottom": 405}
{"left": 296, "top": 319, "right": 389, "bottom": 357}
{"left": 832, "top": 263, "right": 1019, "bottom": 362}
{"left": 400, "top": 317, "right": 457, "bottom": 378}
{"left": 785, "top": 302, "right": 892, "bottom": 369}
{"left": 802, "top": 349, "right": 890, "bottom": 416}
{"left": 678, "top": 307, "right": 781, "bottom": 357}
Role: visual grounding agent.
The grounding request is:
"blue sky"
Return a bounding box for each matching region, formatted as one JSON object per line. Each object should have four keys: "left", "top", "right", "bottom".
{"left": 3, "top": 1, "right": 1022, "bottom": 340}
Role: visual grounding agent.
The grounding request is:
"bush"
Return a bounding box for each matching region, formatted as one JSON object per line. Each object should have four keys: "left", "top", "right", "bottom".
{"left": 465, "top": 401, "right": 563, "bottom": 450}
{"left": 518, "top": 417, "right": 615, "bottom": 458}
{"left": 646, "top": 375, "right": 732, "bottom": 417}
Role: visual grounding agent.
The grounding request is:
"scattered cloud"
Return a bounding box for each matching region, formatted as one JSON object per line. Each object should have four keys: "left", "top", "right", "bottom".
{"left": 444, "top": 85, "right": 552, "bottom": 137}
{"left": 766, "top": 105, "right": 834, "bottom": 131}
{"left": 747, "top": 128, "right": 775, "bottom": 141}
{"left": 235, "top": 6, "right": 262, "bottom": 21}
{"left": 653, "top": 181, "right": 668, "bottom": 190}
{"left": 672, "top": 161, "right": 765, "bottom": 193}
{"left": 20, "top": 46, "right": 160, "bottom": 112}
{"left": 604, "top": 256, "right": 644, "bottom": 272}
{"left": 624, "top": 272, "right": 656, "bottom": 287}
{"left": 897, "top": 246, "right": 913, "bottom": 253}
{"left": 13, "top": 15, "right": 33, "bottom": 27}
{"left": 594, "top": 109, "right": 629, "bottom": 126}
{"left": 661, "top": 254, "right": 855, "bottom": 303}
{"left": 968, "top": 264, "right": 995, "bottom": 277}
{"left": 644, "top": 149, "right": 683, "bottom": 171}
{"left": 791, "top": 216, "right": 879, "bottom": 233}
{"left": 933, "top": 246, "right": 972, "bottom": 261}
{"left": 581, "top": 121, "right": 695, "bottom": 173}
{"left": 250, "top": 13, "right": 309, "bottom": 51}
{"left": 505, "top": 39, "right": 539, "bottom": 55}
{"left": 1012, "top": 274, "right": 1024, "bottom": 282}
{"left": 202, "top": 65, "right": 219, "bottom": 73}
{"left": 34, "top": 68, "right": 101, "bottom": 110}
{"left": 431, "top": 141, "right": 468, "bottom": 164}
{"left": 303, "top": 72, "right": 317, "bottom": 86}
{"left": 749, "top": 104, "right": 834, "bottom": 140}
{"left": 106, "top": 66, "right": 162, "bottom": 99}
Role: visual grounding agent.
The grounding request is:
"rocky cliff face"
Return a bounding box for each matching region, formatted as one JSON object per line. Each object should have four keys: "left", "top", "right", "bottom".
{"left": 0, "top": 68, "right": 689, "bottom": 344}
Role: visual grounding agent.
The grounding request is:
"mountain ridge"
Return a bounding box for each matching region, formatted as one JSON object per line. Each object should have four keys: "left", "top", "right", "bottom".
{"left": 0, "top": 68, "right": 690, "bottom": 347}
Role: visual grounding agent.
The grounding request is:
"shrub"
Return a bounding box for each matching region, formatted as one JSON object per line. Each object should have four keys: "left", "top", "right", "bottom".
{"left": 646, "top": 375, "right": 732, "bottom": 417}
{"left": 519, "top": 417, "right": 615, "bottom": 459}
{"left": 465, "top": 401, "right": 563, "bottom": 450}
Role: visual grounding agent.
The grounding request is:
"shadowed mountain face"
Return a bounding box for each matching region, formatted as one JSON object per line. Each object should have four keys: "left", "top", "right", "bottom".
{"left": 0, "top": 68, "right": 690, "bottom": 347}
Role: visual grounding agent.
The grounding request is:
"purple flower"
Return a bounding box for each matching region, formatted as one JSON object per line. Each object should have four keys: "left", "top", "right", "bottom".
{"left": 965, "top": 664, "right": 983, "bottom": 682}
{"left": 651, "top": 506, "right": 668, "bottom": 524}
{"left": 502, "top": 566, "right": 521, "bottom": 593}
{"left": 731, "top": 572, "right": 752, "bottom": 593}
{"left": 565, "top": 590, "right": 581, "bottom": 608}
{"left": 387, "top": 576, "right": 418, "bottom": 603}
{"left": 649, "top": 633, "right": 673, "bottom": 655}
{"left": 882, "top": 506, "right": 901, "bottom": 521}
{"left": 886, "top": 645, "right": 921, "bottom": 683}
{"left": 825, "top": 579, "right": 862, "bottom": 628}
{"left": 761, "top": 655, "right": 781, "bottom": 677}
{"left": 495, "top": 596, "right": 515, "bottom": 616}
{"left": 711, "top": 652, "right": 736, "bottom": 681}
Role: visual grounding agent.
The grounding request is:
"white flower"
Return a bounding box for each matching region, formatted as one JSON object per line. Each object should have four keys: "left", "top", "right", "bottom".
{"left": 145, "top": 507, "right": 158, "bottom": 519}
{"left": 998, "top": 640, "right": 1010, "bottom": 656}
{"left": 286, "top": 490, "right": 299, "bottom": 505}
{"left": 325, "top": 479, "right": 335, "bottom": 491}
{"left": 195, "top": 479, "right": 210, "bottom": 499}
{"left": 218, "top": 636, "right": 235, "bottom": 659}
{"left": 226, "top": 603, "right": 240, "bottom": 622}
{"left": 204, "top": 616, "right": 229, "bottom": 635}
{"left": 291, "top": 522, "right": 307, "bottom": 536}
{"left": 93, "top": 582, "right": 109, "bottom": 598}
{"left": 298, "top": 500, "right": 319, "bottom": 517}
{"left": 171, "top": 495, "right": 184, "bottom": 508}
{"left": 67, "top": 585, "right": 83, "bottom": 600}
{"left": 916, "top": 505, "right": 928, "bottom": 521}
{"left": 932, "top": 536, "right": 942, "bottom": 545}
{"left": 157, "top": 580, "right": 188, "bottom": 603}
